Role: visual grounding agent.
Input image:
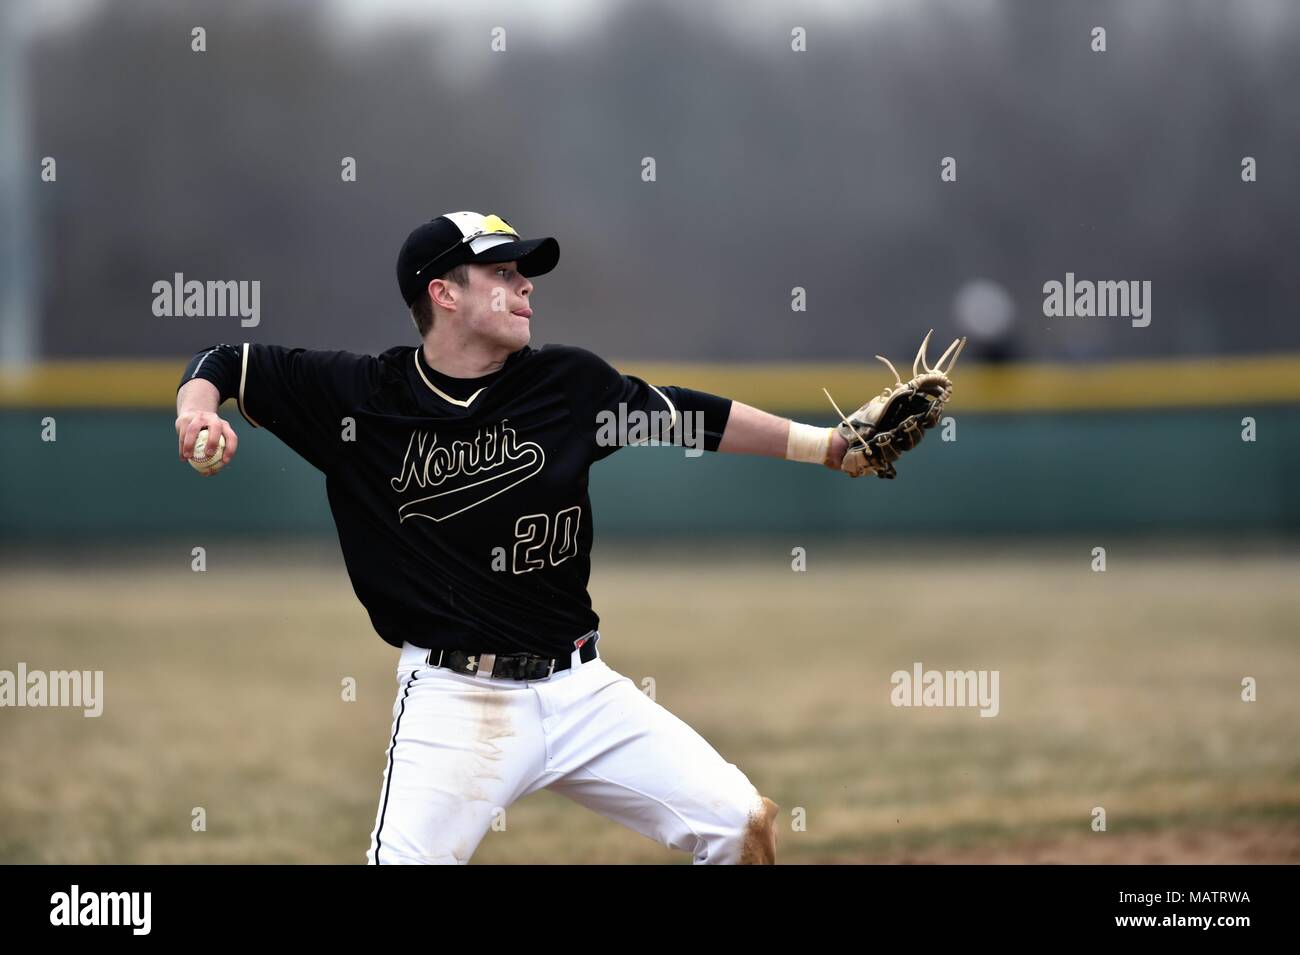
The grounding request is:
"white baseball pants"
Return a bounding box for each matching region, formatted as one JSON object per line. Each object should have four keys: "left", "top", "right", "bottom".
{"left": 366, "top": 638, "right": 776, "bottom": 864}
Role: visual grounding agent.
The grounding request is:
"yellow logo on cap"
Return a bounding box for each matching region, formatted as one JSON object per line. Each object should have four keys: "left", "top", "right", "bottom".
{"left": 482, "top": 214, "right": 519, "bottom": 237}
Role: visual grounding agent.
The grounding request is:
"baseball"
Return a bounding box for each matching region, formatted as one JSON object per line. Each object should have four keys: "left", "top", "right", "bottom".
{"left": 189, "top": 428, "right": 226, "bottom": 472}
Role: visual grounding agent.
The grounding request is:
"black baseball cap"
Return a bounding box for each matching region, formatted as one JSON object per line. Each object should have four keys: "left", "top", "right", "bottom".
{"left": 396, "top": 211, "right": 560, "bottom": 307}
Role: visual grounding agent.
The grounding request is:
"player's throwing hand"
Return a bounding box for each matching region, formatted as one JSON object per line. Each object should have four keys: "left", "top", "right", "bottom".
{"left": 175, "top": 400, "right": 238, "bottom": 476}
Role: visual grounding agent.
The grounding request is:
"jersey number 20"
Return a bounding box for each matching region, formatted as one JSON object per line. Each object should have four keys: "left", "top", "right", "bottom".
{"left": 512, "top": 506, "right": 582, "bottom": 574}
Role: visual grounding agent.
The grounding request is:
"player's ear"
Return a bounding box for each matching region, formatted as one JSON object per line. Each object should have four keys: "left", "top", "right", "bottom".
{"left": 428, "top": 278, "right": 456, "bottom": 311}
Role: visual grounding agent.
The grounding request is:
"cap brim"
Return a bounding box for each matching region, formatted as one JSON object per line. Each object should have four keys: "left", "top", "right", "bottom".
{"left": 469, "top": 236, "right": 560, "bottom": 277}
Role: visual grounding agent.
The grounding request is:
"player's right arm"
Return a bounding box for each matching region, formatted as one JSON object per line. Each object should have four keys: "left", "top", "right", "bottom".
{"left": 176, "top": 342, "right": 379, "bottom": 474}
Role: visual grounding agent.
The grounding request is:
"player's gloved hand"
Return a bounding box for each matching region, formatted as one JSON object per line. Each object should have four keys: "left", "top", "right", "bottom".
{"left": 823, "top": 329, "right": 965, "bottom": 479}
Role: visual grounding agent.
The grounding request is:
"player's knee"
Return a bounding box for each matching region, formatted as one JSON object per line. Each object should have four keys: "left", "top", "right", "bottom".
{"left": 742, "top": 794, "right": 780, "bottom": 864}
{"left": 709, "top": 793, "right": 779, "bottom": 865}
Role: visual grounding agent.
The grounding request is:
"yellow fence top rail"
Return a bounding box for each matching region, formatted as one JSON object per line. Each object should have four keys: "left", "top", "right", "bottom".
{"left": 2, "top": 354, "right": 1299, "bottom": 413}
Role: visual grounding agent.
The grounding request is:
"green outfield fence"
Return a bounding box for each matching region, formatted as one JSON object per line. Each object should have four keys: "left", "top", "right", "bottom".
{"left": 3, "top": 406, "right": 1298, "bottom": 538}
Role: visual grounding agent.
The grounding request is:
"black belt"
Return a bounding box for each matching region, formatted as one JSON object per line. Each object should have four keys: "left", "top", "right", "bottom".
{"left": 424, "top": 631, "right": 600, "bottom": 682}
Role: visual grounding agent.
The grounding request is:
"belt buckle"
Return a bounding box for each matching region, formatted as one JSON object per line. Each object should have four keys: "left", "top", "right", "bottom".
{"left": 493, "top": 652, "right": 539, "bottom": 681}
{"left": 474, "top": 652, "right": 496, "bottom": 678}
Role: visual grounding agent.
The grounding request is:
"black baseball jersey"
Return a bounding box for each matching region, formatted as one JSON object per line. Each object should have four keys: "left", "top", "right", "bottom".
{"left": 180, "top": 342, "right": 733, "bottom": 657}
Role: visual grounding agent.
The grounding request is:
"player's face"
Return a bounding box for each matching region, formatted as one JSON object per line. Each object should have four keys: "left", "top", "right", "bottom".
{"left": 462, "top": 261, "right": 534, "bottom": 351}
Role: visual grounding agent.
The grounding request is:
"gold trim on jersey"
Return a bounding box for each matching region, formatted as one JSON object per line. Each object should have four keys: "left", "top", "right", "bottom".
{"left": 645, "top": 382, "right": 679, "bottom": 437}
{"left": 413, "top": 349, "right": 488, "bottom": 409}
{"left": 238, "top": 342, "right": 262, "bottom": 428}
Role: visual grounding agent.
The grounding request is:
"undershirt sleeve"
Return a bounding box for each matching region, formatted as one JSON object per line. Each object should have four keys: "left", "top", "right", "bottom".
{"left": 178, "top": 343, "right": 242, "bottom": 402}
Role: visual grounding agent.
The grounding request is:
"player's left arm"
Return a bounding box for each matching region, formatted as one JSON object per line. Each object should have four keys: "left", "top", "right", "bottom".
{"left": 563, "top": 344, "right": 943, "bottom": 477}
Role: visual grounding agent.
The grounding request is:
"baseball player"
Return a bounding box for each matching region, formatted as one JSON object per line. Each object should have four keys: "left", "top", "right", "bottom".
{"left": 174, "top": 211, "right": 961, "bottom": 865}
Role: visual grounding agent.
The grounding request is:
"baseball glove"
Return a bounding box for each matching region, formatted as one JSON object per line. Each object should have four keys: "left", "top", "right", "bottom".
{"left": 823, "top": 330, "right": 966, "bottom": 479}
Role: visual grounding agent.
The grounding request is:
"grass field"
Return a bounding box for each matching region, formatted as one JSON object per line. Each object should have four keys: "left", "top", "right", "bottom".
{"left": 2, "top": 539, "right": 1298, "bottom": 864}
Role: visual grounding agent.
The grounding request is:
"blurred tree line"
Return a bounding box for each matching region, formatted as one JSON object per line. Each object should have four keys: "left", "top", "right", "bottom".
{"left": 25, "top": 0, "right": 1300, "bottom": 361}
